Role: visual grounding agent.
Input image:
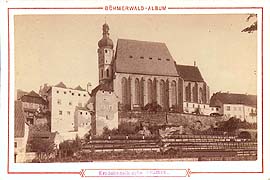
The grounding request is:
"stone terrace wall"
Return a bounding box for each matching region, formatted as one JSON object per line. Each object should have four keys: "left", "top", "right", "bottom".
{"left": 119, "top": 111, "right": 166, "bottom": 125}
{"left": 167, "top": 113, "right": 226, "bottom": 127}
{"left": 119, "top": 111, "right": 227, "bottom": 127}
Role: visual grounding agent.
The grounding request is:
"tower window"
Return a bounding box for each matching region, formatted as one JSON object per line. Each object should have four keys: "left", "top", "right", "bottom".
{"left": 106, "top": 69, "right": 109, "bottom": 77}
{"left": 101, "top": 69, "right": 103, "bottom": 78}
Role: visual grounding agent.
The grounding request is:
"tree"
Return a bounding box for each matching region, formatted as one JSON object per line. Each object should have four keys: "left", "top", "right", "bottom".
{"left": 241, "top": 14, "right": 257, "bottom": 33}
{"left": 30, "top": 138, "right": 56, "bottom": 162}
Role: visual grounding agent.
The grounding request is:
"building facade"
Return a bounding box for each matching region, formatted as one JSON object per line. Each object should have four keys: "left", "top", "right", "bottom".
{"left": 210, "top": 92, "right": 257, "bottom": 123}
{"left": 47, "top": 82, "right": 90, "bottom": 138}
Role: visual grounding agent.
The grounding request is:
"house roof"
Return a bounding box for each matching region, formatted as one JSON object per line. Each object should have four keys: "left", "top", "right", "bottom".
{"left": 55, "top": 82, "right": 67, "bottom": 88}
{"left": 76, "top": 106, "right": 90, "bottom": 111}
{"left": 176, "top": 64, "right": 204, "bottom": 82}
{"left": 90, "top": 82, "right": 113, "bottom": 97}
{"left": 114, "top": 39, "right": 179, "bottom": 77}
{"left": 20, "top": 90, "right": 47, "bottom": 105}
{"left": 14, "top": 101, "right": 26, "bottom": 138}
{"left": 74, "top": 85, "right": 85, "bottom": 91}
{"left": 210, "top": 92, "right": 257, "bottom": 107}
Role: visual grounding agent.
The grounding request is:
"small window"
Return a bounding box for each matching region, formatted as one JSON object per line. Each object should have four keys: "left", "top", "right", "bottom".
{"left": 140, "top": 56, "right": 144, "bottom": 59}
{"left": 80, "top": 112, "right": 83, "bottom": 115}
{"left": 72, "top": 123, "right": 74, "bottom": 126}
{"left": 67, "top": 111, "right": 70, "bottom": 115}
{"left": 57, "top": 99, "right": 61, "bottom": 105}
{"left": 83, "top": 94, "right": 86, "bottom": 97}
{"left": 166, "top": 58, "right": 170, "bottom": 61}
{"left": 105, "top": 49, "right": 108, "bottom": 53}
{"left": 186, "top": 103, "right": 188, "bottom": 107}
{"left": 149, "top": 57, "right": 152, "bottom": 60}
{"left": 193, "top": 104, "right": 195, "bottom": 108}
{"left": 204, "top": 105, "right": 205, "bottom": 109}
{"left": 85, "top": 123, "right": 88, "bottom": 125}
{"left": 14, "top": 142, "right": 17, "bottom": 148}
{"left": 86, "top": 112, "right": 88, "bottom": 115}
{"left": 72, "top": 93, "right": 74, "bottom": 96}
{"left": 69, "top": 102, "right": 72, "bottom": 106}
{"left": 216, "top": 107, "right": 219, "bottom": 111}
{"left": 59, "top": 111, "right": 63, "bottom": 115}
{"left": 129, "top": 55, "right": 133, "bottom": 58}
{"left": 158, "top": 58, "right": 161, "bottom": 60}
{"left": 226, "top": 106, "right": 231, "bottom": 111}
{"left": 56, "top": 90, "right": 59, "bottom": 93}
{"left": 78, "top": 93, "right": 81, "bottom": 96}
{"left": 106, "top": 115, "right": 109, "bottom": 120}
{"left": 64, "top": 91, "right": 66, "bottom": 94}
{"left": 69, "top": 91, "right": 71, "bottom": 93}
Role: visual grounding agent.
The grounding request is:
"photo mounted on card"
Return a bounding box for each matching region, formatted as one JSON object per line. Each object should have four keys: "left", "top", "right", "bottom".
{"left": 6, "top": 2, "right": 263, "bottom": 177}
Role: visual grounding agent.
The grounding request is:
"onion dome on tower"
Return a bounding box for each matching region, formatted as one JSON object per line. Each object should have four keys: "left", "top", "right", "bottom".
{"left": 98, "top": 23, "right": 114, "bottom": 49}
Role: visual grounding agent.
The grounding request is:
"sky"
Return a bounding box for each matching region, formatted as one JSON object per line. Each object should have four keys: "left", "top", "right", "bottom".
{"left": 14, "top": 14, "right": 257, "bottom": 96}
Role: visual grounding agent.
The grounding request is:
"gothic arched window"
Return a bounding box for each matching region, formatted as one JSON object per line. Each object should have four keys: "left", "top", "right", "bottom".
{"left": 121, "top": 77, "right": 128, "bottom": 105}
{"left": 135, "top": 78, "right": 140, "bottom": 105}
{"left": 147, "top": 79, "right": 152, "bottom": 104}
{"left": 171, "top": 81, "right": 177, "bottom": 106}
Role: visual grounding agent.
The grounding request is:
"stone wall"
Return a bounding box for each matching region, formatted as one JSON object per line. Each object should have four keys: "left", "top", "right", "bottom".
{"left": 167, "top": 113, "right": 226, "bottom": 128}
{"left": 119, "top": 111, "right": 166, "bottom": 125}
{"left": 119, "top": 111, "right": 226, "bottom": 128}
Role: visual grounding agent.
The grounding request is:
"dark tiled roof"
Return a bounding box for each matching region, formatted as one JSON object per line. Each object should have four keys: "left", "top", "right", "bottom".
{"left": 115, "top": 39, "right": 179, "bottom": 76}
{"left": 91, "top": 82, "right": 113, "bottom": 97}
{"left": 176, "top": 64, "right": 204, "bottom": 82}
{"left": 210, "top": 92, "right": 257, "bottom": 107}
{"left": 74, "top": 85, "right": 85, "bottom": 91}
{"left": 20, "top": 90, "right": 47, "bottom": 105}
{"left": 14, "top": 101, "right": 26, "bottom": 138}
{"left": 55, "top": 82, "right": 67, "bottom": 88}
{"left": 76, "top": 106, "right": 90, "bottom": 111}
{"left": 27, "top": 90, "right": 40, "bottom": 97}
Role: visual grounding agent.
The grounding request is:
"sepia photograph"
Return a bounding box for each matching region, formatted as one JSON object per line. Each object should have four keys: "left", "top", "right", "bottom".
{"left": 13, "top": 13, "right": 259, "bottom": 164}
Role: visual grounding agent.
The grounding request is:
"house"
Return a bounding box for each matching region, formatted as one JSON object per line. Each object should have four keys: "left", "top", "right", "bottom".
{"left": 89, "top": 83, "right": 118, "bottom": 135}
{"left": 210, "top": 92, "right": 257, "bottom": 123}
{"left": 18, "top": 90, "right": 47, "bottom": 125}
{"left": 14, "top": 101, "right": 29, "bottom": 163}
{"left": 47, "top": 82, "right": 90, "bottom": 139}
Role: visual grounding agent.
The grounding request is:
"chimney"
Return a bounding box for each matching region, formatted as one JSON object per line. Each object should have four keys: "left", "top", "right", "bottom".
{"left": 87, "top": 82, "right": 92, "bottom": 95}
{"left": 194, "top": 61, "right": 196, "bottom": 67}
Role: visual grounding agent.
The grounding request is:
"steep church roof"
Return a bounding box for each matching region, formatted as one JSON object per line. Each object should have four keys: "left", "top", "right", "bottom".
{"left": 114, "top": 39, "right": 179, "bottom": 77}
{"left": 176, "top": 64, "right": 204, "bottom": 82}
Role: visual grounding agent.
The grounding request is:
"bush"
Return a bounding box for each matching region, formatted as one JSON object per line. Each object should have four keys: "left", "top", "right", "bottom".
{"left": 142, "top": 102, "right": 162, "bottom": 112}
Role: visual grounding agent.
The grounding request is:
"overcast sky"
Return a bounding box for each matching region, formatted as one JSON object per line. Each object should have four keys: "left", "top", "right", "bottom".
{"left": 14, "top": 14, "right": 257, "bottom": 96}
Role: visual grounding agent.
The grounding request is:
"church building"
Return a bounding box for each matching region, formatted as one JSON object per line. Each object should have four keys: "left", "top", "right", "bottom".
{"left": 94, "top": 22, "right": 210, "bottom": 115}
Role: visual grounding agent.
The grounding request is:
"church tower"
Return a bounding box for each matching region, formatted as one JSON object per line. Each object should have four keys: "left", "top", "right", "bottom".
{"left": 97, "top": 23, "right": 114, "bottom": 84}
